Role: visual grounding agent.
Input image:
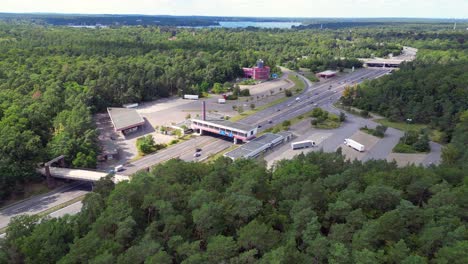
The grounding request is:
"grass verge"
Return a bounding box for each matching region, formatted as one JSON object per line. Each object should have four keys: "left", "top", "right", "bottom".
{"left": 301, "top": 71, "right": 319, "bottom": 82}
{"left": 204, "top": 144, "right": 240, "bottom": 163}
{"left": 360, "top": 127, "right": 385, "bottom": 138}
{"left": 375, "top": 118, "right": 427, "bottom": 133}
{"left": 230, "top": 96, "right": 289, "bottom": 122}
{"left": 288, "top": 74, "right": 306, "bottom": 93}
{"left": 0, "top": 195, "right": 86, "bottom": 235}
{"left": 393, "top": 143, "right": 421, "bottom": 154}
{"left": 314, "top": 119, "right": 341, "bottom": 129}
{"left": 37, "top": 195, "right": 85, "bottom": 217}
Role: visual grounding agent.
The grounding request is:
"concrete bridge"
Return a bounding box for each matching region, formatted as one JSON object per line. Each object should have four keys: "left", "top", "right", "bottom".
{"left": 360, "top": 58, "right": 405, "bottom": 68}
{"left": 38, "top": 167, "right": 129, "bottom": 183}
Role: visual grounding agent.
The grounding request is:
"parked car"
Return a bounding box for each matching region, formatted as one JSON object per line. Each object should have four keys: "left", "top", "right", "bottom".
{"left": 194, "top": 152, "right": 201, "bottom": 157}
{"left": 195, "top": 148, "right": 202, "bottom": 152}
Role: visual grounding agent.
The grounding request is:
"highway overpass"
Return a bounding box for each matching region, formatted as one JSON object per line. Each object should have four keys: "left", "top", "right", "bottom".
{"left": 37, "top": 167, "right": 129, "bottom": 183}
{"left": 360, "top": 58, "right": 405, "bottom": 68}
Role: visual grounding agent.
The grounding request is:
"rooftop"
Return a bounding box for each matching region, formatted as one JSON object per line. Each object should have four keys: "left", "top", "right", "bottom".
{"left": 318, "top": 70, "right": 337, "bottom": 75}
{"left": 107, "top": 107, "right": 145, "bottom": 131}
{"left": 192, "top": 118, "right": 256, "bottom": 132}
{"left": 224, "top": 133, "right": 285, "bottom": 160}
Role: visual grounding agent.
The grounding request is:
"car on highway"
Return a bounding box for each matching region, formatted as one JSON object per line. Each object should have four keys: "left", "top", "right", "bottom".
{"left": 195, "top": 148, "right": 202, "bottom": 152}
{"left": 287, "top": 103, "right": 292, "bottom": 107}
{"left": 314, "top": 103, "right": 318, "bottom": 106}
{"left": 194, "top": 152, "right": 201, "bottom": 157}
{"left": 115, "top": 165, "right": 124, "bottom": 172}
{"left": 268, "top": 120, "right": 273, "bottom": 124}
{"left": 257, "top": 125, "right": 262, "bottom": 128}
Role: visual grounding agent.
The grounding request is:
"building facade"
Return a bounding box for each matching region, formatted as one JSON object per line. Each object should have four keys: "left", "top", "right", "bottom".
{"left": 243, "top": 59, "right": 271, "bottom": 80}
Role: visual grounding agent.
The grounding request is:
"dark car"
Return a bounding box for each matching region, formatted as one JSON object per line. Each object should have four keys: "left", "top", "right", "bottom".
{"left": 268, "top": 120, "right": 273, "bottom": 124}
{"left": 195, "top": 148, "right": 202, "bottom": 152}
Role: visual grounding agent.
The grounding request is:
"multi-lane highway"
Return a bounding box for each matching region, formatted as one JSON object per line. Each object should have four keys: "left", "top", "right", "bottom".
{"left": 0, "top": 68, "right": 395, "bottom": 233}
{"left": 0, "top": 182, "right": 92, "bottom": 231}
{"left": 122, "top": 68, "right": 392, "bottom": 175}
{"left": 245, "top": 68, "right": 392, "bottom": 131}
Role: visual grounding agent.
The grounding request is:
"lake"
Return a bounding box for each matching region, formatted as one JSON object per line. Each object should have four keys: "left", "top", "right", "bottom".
{"left": 217, "top": 21, "right": 302, "bottom": 29}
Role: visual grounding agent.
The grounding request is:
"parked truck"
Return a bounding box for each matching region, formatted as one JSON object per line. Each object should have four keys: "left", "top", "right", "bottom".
{"left": 184, "top": 94, "right": 199, "bottom": 100}
{"left": 218, "top": 98, "right": 226, "bottom": 104}
{"left": 344, "top": 138, "right": 365, "bottom": 152}
{"left": 291, "top": 140, "right": 315, "bottom": 150}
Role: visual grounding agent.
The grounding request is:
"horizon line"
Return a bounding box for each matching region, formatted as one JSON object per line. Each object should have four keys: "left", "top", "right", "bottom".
{"left": 0, "top": 12, "right": 467, "bottom": 20}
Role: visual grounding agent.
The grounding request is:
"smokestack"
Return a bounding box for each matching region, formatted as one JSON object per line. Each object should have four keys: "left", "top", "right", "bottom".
{"left": 202, "top": 101, "right": 206, "bottom": 121}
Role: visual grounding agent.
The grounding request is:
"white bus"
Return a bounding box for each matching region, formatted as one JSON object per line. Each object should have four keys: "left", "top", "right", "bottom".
{"left": 291, "top": 140, "right": 315, "bottom": 150}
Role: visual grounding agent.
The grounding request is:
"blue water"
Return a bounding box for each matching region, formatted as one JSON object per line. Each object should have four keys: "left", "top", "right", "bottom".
{"left": 218, "top": 21, "right": 302, "bottom": 29}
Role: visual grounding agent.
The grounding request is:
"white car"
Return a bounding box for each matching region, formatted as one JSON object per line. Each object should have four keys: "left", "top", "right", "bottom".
{"left": 194, "top": 152, "right": 201, "bottom": 157}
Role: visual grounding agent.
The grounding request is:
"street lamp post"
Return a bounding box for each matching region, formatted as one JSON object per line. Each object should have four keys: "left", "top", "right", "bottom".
{"left": 404, "top": 118, "right": 412, "bottom": 144}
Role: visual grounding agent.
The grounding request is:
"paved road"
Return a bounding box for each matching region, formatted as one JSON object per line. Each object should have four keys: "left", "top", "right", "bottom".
{"left": 0, "top": 68, "right": 401, "bottom": 232}
{"left": 0, "top": 182, "right": 92, "bottom": 230}
{"left": 49, "top": 201, "right": 83, "bottom": 218}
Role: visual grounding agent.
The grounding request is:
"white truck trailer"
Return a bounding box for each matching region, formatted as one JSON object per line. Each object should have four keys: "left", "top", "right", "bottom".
{"left": 218, "top": 98, "right": 226, "bottom": 104}
{"left": 184, "top": 94, "right": 199, "bottom": 100}
{"left": 344, "top": 138, "right": 365, "bottom": 152}
{"left": 291, "top": 140, "right": 315, "bottom": 150}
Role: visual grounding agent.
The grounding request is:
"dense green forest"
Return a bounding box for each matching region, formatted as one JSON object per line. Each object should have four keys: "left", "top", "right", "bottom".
{"left": 0, "top": 20, "right": 467, "bottom": 263}
{"left": 1, "top": 151, "right": 467, "bottom": 263}
{"left": 0, "top": 22, "right": 418, "bottom": 200}
{"left": 341, "top": 61, "right": 468, "bottom": 142}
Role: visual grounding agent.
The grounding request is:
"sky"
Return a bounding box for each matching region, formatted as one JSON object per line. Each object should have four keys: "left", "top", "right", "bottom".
{"left": 1, "top": 0, "right": 467, "bottom": 18}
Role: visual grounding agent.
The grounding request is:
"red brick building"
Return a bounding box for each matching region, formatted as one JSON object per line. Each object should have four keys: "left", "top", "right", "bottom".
{"left": 243, "top": 59, "right": 270, "bottom": 80}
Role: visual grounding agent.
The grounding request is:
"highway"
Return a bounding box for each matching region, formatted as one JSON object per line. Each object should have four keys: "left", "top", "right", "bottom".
{"left": 122, "top": 68, "right": 392, "bottom": 175}
{"left": 0, "top": 68, "right": 397, "bottom": 234}
{"left": 0, "top": 182, "right": 92, "bottom": 231}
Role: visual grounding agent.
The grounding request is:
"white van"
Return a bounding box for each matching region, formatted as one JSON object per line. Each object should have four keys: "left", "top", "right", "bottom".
{"left": 115, "top": 165, "right": 124, "bottom": 172}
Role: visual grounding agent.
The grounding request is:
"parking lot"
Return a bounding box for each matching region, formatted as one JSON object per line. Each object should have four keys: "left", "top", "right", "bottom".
{"left": 95, "top": 76, "right": 293, "bottom": 169}
{"left": 265, "top": 102, "right": 441, "bottom": 168}
{"left": 339, "top": 130, "right": 380, "bottom": 161}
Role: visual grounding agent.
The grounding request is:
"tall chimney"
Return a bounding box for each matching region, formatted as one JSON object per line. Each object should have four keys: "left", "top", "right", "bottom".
{"left": 202, "top": 101, "right": 206, "bottom": 121}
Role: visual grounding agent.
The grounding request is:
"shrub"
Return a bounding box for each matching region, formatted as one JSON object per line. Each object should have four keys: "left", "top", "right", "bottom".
{"left": 329, "top": 114, "right": 339, "bottom": 122}
{"left": 136, "top": 135, "right": 156, "bottom": 155}
{"left": 240, "top": 89, "right": 250, "bottom": 96}
{"left": 360, "top": 110, "right": 369, "bottom": 117}
{"left": 311, "top": 107, "right": 324, "bottom": 118}
{"left": 226, "top": 94, "right": 238, "bottom": 100}
{"left": 311, "top": 119, "right": 318, "bottom": 126}
{"left": 285, "top": 89, "right": 292, "bottom": 97}
{"left": 282, "top": 120, "right": 291, "bottom": 127}
{"left": 393, "top": 143, "right": 417, "bottom": 153}
{"left": 374, "top": 125, "right": 388, "bottom": 137}
{"left": 413, "top": 134, "right": 430, "bottom": 152}
{"left": 339, "top": 112, "right": 346, "bottom": 122}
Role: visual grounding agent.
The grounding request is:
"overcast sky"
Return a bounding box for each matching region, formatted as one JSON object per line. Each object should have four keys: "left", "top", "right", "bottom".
{"left": 1, "top": 0, "right": 467, "bottom": 18}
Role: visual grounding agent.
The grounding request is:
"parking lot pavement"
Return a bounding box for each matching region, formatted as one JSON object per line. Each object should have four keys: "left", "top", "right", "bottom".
{"left": 265, "top": 130, "right": 333, "bottom": 167}
{"left": 362, "top": 127, "right": 403, "bottom": 162}
{"left": 340, "top": 130, "right": 380, "bottom": 161}
{"left": 387, "top": 153, "right": 427, "bottom": 167}
{"left": 423, "top": 141, "right": 442, "bottom": 166}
